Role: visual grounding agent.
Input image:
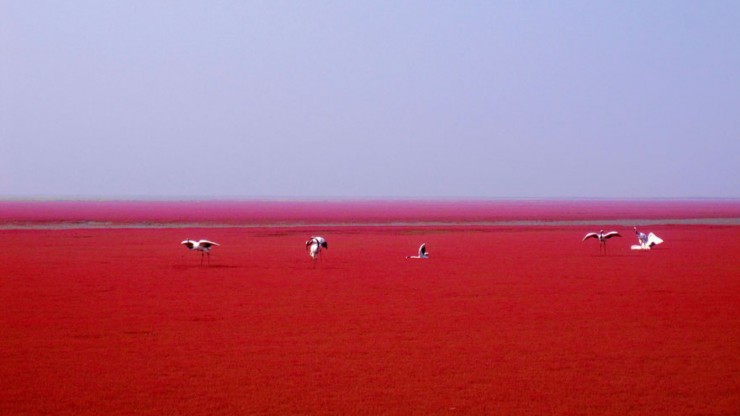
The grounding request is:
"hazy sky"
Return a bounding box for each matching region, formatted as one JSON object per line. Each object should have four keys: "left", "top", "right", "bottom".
{"left": 1, "top": 1, "right": 738, "bottom": 199}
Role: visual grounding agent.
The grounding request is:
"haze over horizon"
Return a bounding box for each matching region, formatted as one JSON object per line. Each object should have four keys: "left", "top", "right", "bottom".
{"left": 2, "top": 1, "right": 738, "bottom": 200}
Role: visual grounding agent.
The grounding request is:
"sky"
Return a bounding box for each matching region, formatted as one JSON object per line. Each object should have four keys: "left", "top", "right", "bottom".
{"left": 1, "top": 1, "right": 738, "bottom": 200}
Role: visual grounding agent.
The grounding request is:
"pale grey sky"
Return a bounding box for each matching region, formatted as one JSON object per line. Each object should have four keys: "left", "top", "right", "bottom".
{"left": 1, "top": 1, "right": 738, "bottom": 199}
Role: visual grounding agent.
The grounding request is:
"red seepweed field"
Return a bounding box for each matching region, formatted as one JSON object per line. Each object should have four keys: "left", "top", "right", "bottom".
{"left": 1, "top": 201, "right": 739, "bottom": 414}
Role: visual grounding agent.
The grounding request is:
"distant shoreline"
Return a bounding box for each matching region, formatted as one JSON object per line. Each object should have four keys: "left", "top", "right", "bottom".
{"left": 2, "top": 197, "right": 738, "bottom": 202}
{"left": 2, "top": 218, "right": 739, "bottom": 230}
{"left": 1, "top": 199, "right": 738, "bottom": 229}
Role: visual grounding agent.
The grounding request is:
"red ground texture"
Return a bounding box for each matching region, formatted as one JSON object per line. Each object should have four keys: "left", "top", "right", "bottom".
{"left": 1, "top": 201, "right": 738, "bottom": 415}
{"left": 1, "top": 199, "right": 738, "bottom": 225}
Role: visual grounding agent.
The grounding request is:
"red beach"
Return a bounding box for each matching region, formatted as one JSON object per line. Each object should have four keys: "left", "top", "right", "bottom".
{"left": 1, "top": 200, "right": 738, "bottom": 414}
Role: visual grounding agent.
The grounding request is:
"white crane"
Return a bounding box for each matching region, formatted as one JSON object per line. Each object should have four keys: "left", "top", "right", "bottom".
{"left": 181, "top": 239, "right": 220, "bottom": 265}
{"left": 631, "top": 227, "right": 664, "bottom": 250}
{"left": 306, "top": 236, "right": 328, "bottom": 263}
{"left": 582, "top": 230, "right": 621, "bottom": 254}
{"left": 406, "top": 243, "right": 429, "bottom": 259}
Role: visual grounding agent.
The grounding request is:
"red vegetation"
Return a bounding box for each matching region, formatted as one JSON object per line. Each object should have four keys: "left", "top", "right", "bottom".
{"left": 1, "top": 202, "right": 738, "bottom": 414}
{"left": 1, "top": 199, "right": 738, "bottom": 225}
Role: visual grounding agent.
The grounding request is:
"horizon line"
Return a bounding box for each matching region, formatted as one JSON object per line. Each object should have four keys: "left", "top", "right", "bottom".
{"left": 2, "top": 196, "right": 739, "bottom": 203}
